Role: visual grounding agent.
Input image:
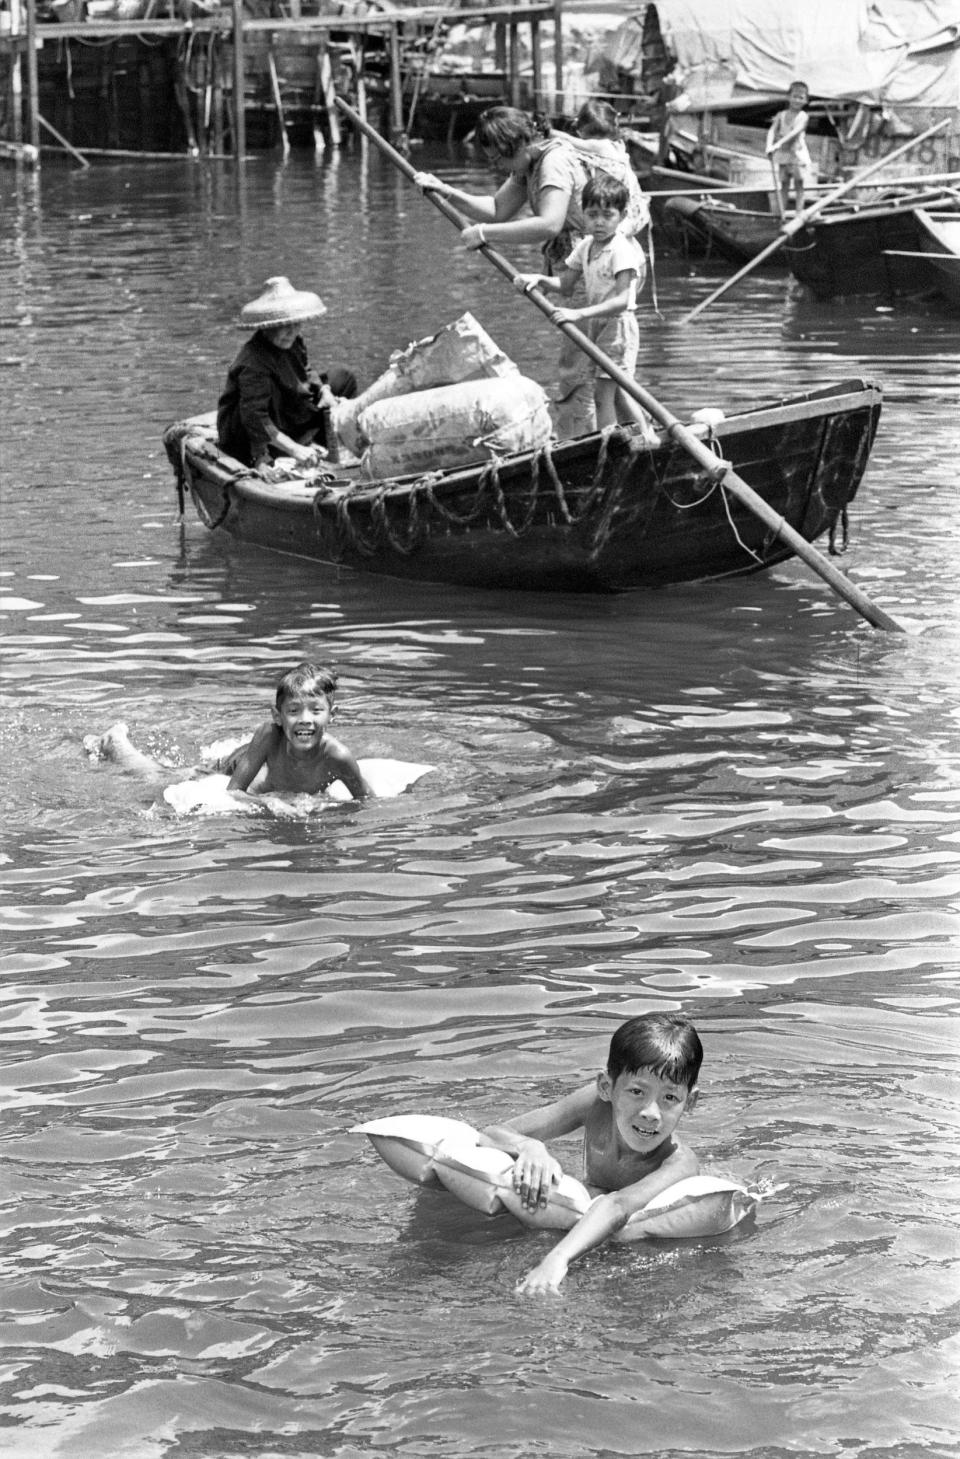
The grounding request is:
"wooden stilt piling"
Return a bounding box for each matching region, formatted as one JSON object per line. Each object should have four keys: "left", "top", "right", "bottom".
{"left": 530, "top": 17, "right": 542, "bottom": 110}
{"left": 507, "top": 20, "right": 518, "bottom": 106}
{"left": 25, "top": 0, "right": 39, "bottom": 151}
{"left": 231, "top": 0, "right": 245, "bottom": 161}
{"left": 0, "top": 2, "right": 564, "bottom": 160}
{"left": 8, "top": 0, "right": 23, "bottom": 146}
{"left": 318, "top": 43, "right": 340, "bottom": 148}
{"left": 387, "top": 19, "right": 403, "bottom": 143}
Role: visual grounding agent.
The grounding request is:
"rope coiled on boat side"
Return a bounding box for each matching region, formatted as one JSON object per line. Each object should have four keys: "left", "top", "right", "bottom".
{"left": 319, "top": 435, "right": 621, "bottom": 559}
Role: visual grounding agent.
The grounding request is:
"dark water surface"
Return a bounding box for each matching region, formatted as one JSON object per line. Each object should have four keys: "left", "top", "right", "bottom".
{"left": 2, "top": 149, "right": 959, "bottom": 1459}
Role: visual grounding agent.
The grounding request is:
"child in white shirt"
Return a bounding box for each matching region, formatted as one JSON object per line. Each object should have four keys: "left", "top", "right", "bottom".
{"left": 765, "top": 81, "right": 812, "bottom": 216}
{"left": 516, "top": 173, "right": 645, "bottom": 429}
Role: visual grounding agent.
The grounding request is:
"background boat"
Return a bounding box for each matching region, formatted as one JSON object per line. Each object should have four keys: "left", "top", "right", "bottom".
{"left": 661, "top": 194, "right": 785, "bottom": 264}
{"left": 912, "top": 207, "right": 960, "bottom": 304}
{"left": 785, "top": 192, "right": 960, "bottom": 298}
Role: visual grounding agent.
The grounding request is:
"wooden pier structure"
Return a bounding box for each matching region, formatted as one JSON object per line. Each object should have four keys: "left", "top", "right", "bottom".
{"left": 0, "top": 0, "right": 566, "bottom": 163}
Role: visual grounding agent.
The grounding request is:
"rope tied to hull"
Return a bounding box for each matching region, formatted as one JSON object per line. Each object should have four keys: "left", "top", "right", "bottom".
{"left": 191, "top": 476, "right": 232, "bottom": 531}
{"left": 319, "top": 430, "right": 638, "bottom": 559}
{"left": 828, "top": 505, "right": 850, "bottom": 555}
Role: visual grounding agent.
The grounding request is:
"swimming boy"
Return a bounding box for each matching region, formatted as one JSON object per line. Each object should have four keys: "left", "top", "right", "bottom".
{"left": 226, "top": 662, "right": 373, "bottom": 800}
{"left": 89, "top": 662, "right": 373, "bottom": 802}
{"left": 514, "top": 174, "right": 646, "bottom": 431}
{"left": 480, "top": 1012, "right": 701, "bottom": 1293}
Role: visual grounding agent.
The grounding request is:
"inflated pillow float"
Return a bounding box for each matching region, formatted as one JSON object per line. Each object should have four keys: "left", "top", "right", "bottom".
{"left": 353, "top": 1114, "right": 776, "bottom": 1240}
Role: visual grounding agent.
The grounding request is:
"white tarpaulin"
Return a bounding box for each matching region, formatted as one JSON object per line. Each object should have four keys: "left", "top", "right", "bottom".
{"left": 655, "top": 0, "right": 960, "bottom": 106}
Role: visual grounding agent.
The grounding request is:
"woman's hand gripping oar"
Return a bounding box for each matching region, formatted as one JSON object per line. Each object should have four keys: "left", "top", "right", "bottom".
{"left": 333, "top": 97, "right": 904, "bottom": 633}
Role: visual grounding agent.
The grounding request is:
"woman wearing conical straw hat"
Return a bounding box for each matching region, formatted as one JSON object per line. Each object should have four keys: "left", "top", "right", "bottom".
{"left": 217, "top": 276, "right": 357, "bottom": 473}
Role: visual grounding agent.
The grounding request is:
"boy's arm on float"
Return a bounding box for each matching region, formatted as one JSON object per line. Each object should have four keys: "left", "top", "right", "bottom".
{"left": 324, "top": 737, "right": 374, "bottom": 799}
{"left": 226, "top": 722, "right": 275, "bottom": 792}
{"left": 479, "top": 1084, "right": 596, "bottom": 1207}
{"left": 517, "top": 1138, "right": 699, "bottom": 1295}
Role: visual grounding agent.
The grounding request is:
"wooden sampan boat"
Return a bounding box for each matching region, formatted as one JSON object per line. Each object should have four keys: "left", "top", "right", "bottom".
{"left": 163, "top": 378, "right": 882, "bottom": 593}
{"left": 784, "top": 195, "right": 960, "bottom": 299}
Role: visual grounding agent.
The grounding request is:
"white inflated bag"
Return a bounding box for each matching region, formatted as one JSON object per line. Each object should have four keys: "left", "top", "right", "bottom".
{"left": 353, "top": 1114, "right": 770, "bottom": 1240}
{"left": 334, "top": 312, "right": 519, "bottom": 454}
{"left": 357, "top": 376, "right": 553, "bottom": 480}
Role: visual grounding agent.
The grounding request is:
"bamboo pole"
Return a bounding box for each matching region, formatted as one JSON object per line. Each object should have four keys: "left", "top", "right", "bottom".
{"left": 681, "top": 117, "right": 952, "bottom": 323}
{"left": 38, "top": 111, "right": 89, "bottom": 166}
{"left": 231, "top": 0, "right": 245, "bottom": 161}
{"left": 267, "top": 48, "right": 290, "bottom": 158}
{"left": 334, "top": 97, "right": 904, "bottom": 634}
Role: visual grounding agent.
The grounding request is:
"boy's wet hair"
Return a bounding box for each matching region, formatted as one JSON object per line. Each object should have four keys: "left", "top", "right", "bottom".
{"left": 788, "top": 79, "right": 810, "bottom": 99}
{"left": 576, "top": 99, "right": 620, "bottom": 139}
{"left": 275, "top": 661, "right": 339, "bottom": 709}
{"left": 582, "top": 173, "right": 630, "bottom": 214}
{"left": 607, "top": 1013, "right": 703, "bottom": 1088}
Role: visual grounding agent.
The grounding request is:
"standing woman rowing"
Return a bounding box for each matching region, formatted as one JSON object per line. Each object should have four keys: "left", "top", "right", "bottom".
{"left": 413, "top": 107, "right": 596, "bottom": 439}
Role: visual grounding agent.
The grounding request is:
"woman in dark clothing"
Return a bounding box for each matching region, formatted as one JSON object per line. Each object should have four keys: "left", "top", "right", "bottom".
{"left": 217, "top": 276, "right": 356, "bottom": 471}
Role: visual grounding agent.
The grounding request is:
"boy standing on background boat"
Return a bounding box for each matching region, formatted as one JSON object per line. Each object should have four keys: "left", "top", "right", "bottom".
{"left": 514, "top": 173, "right": 647, "bottom": 431}
{"left": 765, "top": 81, "right": 812, "bottom": 216}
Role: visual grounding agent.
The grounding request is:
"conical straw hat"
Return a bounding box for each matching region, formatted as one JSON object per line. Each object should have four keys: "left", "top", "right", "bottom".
{"left": 238, "top": 275, "right": 327, "bottom": 328}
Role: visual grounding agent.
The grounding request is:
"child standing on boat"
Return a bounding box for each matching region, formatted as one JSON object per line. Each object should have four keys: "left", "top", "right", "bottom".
{"left": 217, "top": 277, "right": 357, "bottom": 474}
{"left": 480, "top": 1012, "right": 702, "bottom": 1293}
{"left": 765, "top": 81, "right": 812, "bottom": 216}
{"left": 514, "top": 173, "right": 646, "bottom": 430}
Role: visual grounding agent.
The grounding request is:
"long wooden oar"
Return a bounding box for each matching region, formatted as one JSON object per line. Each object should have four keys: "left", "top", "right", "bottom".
{"left": 335, "top": 97, "right": 904, "bottom": 632}
{"left": 681, "top": 116, "right": 951, "bottom": 323}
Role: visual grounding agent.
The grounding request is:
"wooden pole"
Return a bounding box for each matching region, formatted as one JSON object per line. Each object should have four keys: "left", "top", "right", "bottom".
{"left": 681, "top": 116, "right": 952, "bottom": 323}
{"left": 268, "top": 48, "right": 289, "bottom": 158}
{"left": 552, "top": 0, "right": 562, "bottom": 112}
{"left": 24, "top": 0, "right": 39, "bottom": 152}
{"left": 507, "top": 21, "right": 519, "bottom": 108}
{"left": 334, "top": 97, "right": 904, "bottom": 634}
{"left": 38, "top": 111, "right": 89, "bottom": 166}
{"left": 530, "top": 16, "right": 542, "bottom": 112}
{"left": 9, "top": 0, "right": 23, "bottom": 145}
{"left": 387, "top": 19, "right": 403, "bottom": 143}
{"left": 231, "top": 0, "right": 245, "bottom": 161}
{"left": 318, "top": 44, "right": 340, "bottom": 148}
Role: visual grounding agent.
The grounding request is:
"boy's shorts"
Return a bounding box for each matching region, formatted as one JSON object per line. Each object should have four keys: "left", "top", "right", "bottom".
{"left": 585, "top": 313, "right": 640, "bottom": 382}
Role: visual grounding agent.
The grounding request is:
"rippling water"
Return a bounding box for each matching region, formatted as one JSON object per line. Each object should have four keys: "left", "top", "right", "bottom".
{"left": 2, "top": 148, "right": 959, "bottom": 1459}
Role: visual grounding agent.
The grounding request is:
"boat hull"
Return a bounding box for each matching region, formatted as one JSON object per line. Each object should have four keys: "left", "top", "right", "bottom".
{"left": 785, "top": 204, "right": 948, "bottom": 299}
{"left": 914, "top": 209, "right": 960, "bottom": 306}
{"left": 164, "top": 380, "right": 882, "bottom": 593}
{"left": 663, "top": 196, "right": 785, "bottom": 265}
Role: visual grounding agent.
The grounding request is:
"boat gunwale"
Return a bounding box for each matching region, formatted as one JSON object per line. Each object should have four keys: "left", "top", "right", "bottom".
{"left": 166, "top": 379, "right": 882, "bottom": 512}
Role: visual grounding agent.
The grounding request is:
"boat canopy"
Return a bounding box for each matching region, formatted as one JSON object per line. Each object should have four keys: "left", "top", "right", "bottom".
{"left": 654, "top": 0, "right": 960, "bottom": 107}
